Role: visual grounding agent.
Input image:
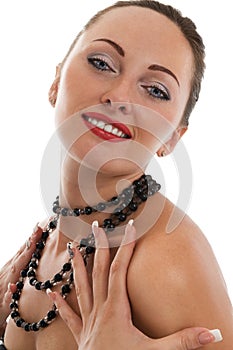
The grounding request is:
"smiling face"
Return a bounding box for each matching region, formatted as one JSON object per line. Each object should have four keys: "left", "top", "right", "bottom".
{"left": 52, "top": 6, "right": 194, "bottom": 175}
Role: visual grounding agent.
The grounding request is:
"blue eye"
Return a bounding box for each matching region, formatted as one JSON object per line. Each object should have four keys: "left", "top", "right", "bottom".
{"left": 87, "top": 57, "right": 115, "bottom": 73}
{"left": 142, "top": 84, "right": 170, "bottom": 101}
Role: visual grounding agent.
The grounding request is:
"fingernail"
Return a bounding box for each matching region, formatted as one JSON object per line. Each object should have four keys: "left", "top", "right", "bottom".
{"left": 128, "top": 219, "right": 134, "bottom": 226}
{"left": 8, "top": 282, "right": 12, "bottom": 291}
{"left": 209, "top": 329, "right": 223, "bottom": 343}
{"left": 92, "top": 220, "right": 99, "bottom": 229}
{"left": 199, "top": 329, "right": 223, "bottom": 345}
{"left": 46, "top": 288, "right": 56, "bottom": 302}
{"left": 33, "top": 222, "right": 40, "bottom": 234}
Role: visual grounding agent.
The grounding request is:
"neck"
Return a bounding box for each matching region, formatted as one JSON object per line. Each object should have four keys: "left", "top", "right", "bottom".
{"left": 55, "top": 154, "right": 145, "bottom": 247}
{"left": 59, "top": 155, "right": 145, "bottom": 209}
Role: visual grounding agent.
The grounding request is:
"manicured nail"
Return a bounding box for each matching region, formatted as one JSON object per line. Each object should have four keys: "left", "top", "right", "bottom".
{"left": 8, "top": 282, "right": 12, "bottom": 291}
{"left": 92, "top": 220, "right": 99, "bottom": 228}
{"left": 33, "top": 222, "right": 39, "bottom": 234}
{"left": 209, "top": 329, "right": 223, "bottom": 343}
{"left": 128, "top": 219, "right": 134, "bottom": 226}
{"left": 46, "top": 288, "right": 56, "bottom": 302}
{"left": 199, "top": 329, "right": 223, "bottom": 345}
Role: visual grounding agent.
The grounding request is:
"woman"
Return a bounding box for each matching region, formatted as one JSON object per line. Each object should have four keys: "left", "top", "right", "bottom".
{"left": 2, "top": 0, "right": 233, "bottom": 349}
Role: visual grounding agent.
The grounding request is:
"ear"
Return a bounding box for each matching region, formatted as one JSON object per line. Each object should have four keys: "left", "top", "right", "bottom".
{"left": 48, "top": 64, "right": 61, "bottom": 107}
{"left": 157, "top": 126, "right": 187, "bottom": 157}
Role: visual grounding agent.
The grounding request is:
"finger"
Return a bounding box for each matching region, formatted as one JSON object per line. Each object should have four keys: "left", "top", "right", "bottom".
{"left": 151, "top": 327, "right": 223, "bottom": 349}
{"left": 92, "top": 221, "right": 110, "bottom": 306}
{"left": 47, "top": 290, "right": 82, "bottom": 344}
{"left": 11, "top": 224, "right": 43, "bottom": 277}
{"left": 108, "top": 220, "right": 136, "bottom": 302}
{"left": 72, "top": 246, "right": 93, "bottom": 320}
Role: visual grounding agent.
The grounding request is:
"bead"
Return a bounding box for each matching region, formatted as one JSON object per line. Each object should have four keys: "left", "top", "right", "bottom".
{"left": 29, "top": 261, "right": 38, "bottom": 269}
{"left": 29, "top": 278, "right": 36, "bottom": 286}
{"left": 36, "top": 241, "right": 45, "bottom": 250}
{"left": 20, "top": 269, "right": 28, "bottom": 278}
{"left": 24, "top": 323, "right": 30, "bottom": 332}
{"left": 62, "top": 262, "right": 72, "bottom": 271}
{"left": 54, "top": 273, "right": 63, "bottom": 282}
{"left": 61, "top": 208, "right": 69, "bottom": 216}
{"left": 73, "top": 208, "right": 80, "bottom": 216}
{"left": 103, "top": 218, "right": 112, "bottom": 227}
{"left": 31, "top": 323, "right": 39, "bottom": 331}
{"left": 35, "top": 281, "right": 42, "bottom": 290}
{"left": 49, "top": 220, "right": 57, "bottom": 229}
{"left": 27, "top": 269, "right": 36, "bottom": 278}
{"left": 39, "top": 319, "right": 48, "bottom": 328}
{"left": 16, "top": 281, "right": 24, "bottom": 290}
{"left": 41, "top": 231, "right": 49, "bottom": 240}
{"left": 47, "top": 310, "right": 57, "bottom": 321}
{"left": 80, "top": 238, "right": 88, "bottom": 247}
{"left": 43, "top": 280, "right": 52, "bottom": 289}
{"left": 32, "top": 251, "right": 41, "bottom": 260}
{"left": 105, "top": 223, "right": 115, "bottom": 232}
{"left": 16, "top": 318, "right": 25, "bottom": 327}
{"left": 96, "top": 202, "right": 106, "bottom": 211}
{"left": 139, "top": 193, "right": 148, "bottom": 201}
{"left": 12, "top": 292, "right": 20, "bottom": 301}
{"left": 11, "top": 311, "right": 19, "bottom": 319}
{"left": 129, "top": 201, "right": 138, "bottom": 211}
{"left": 10, "top": 302, "right": 18, "bottom": 309}
{"left": 118, "top": 213, "right": 127, "bottom": 222}
{"left": 85, "top": 246, "right": 95, "bottom": 254}
{"left": 84, "top": 206, "right": 93, "bottom": 215}
{"left": 110, "top": 196, "right": 120, "bottom": 205}
{"left": 52, "top": 205, "right": 59, "bottom": 213}
{"left": 61, "top": 284, "right": 71, "bottom": 295}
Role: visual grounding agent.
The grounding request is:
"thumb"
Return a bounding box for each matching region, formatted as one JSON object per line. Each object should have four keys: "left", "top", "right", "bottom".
{"left": 151, "top": 327, "right": 223, "bottom": 349}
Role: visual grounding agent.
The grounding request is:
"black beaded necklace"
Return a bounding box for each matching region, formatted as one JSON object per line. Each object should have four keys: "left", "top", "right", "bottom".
{"left": 10, "top": 174, "right": 161, "bottom": 332}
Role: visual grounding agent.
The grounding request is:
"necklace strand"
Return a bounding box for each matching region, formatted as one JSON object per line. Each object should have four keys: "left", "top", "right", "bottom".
{"left": 10, "top": 174, "right": 161, "bottom": 332}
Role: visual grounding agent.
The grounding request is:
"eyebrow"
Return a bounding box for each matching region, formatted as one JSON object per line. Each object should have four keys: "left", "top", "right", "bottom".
{"left": 92, "top": 38, "right": 125, "bottom": 57}
{"left": 92, "top": 38, "right": 179, "bottom": 86}
{"left": 148, "top": 64, "right": 180, "bottom": 86}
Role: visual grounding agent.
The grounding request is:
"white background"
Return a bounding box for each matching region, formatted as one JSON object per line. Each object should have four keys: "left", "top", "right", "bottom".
{"left": 0, "top": 1, "right": 232, "bottom": 303}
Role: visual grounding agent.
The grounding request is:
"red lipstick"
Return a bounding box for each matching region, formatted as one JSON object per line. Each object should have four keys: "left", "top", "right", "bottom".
{"left": 82, "top": 112, "right": 132, "bottom": 142}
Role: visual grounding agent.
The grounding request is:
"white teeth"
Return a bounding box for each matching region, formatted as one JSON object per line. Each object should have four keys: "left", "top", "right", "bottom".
{"left": 112, "top": 128, "right": 119, "bottom": 135}
{"left": 96, "top": 120, "right": 105, "bottom": 129}
{"left": 104, "top": 124, "right": 113, "bottom": 133}
{"left": 85, "top": 115, "right": 129, "bottom": 138}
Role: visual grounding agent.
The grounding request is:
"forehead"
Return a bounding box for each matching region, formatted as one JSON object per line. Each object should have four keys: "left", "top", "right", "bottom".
{"left": 79, "top": 6, "right": 193, "bottom": 69}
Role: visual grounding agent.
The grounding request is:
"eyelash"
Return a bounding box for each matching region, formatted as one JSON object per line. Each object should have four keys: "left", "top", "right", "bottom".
{"left": 87, "top": 57, "right": 116, "bottom": 73}
{"left": 87, "top": 56, "right": 170, "bottom": 101}
{"left": 141, "top": 84, "right": 170, "bottom": 101}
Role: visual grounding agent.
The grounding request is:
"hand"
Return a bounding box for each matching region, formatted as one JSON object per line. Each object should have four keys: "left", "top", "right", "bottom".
{"left": 0, "top": 222, "right": 42, "bottom": 335}
{"left": 48, "top": 221, "right": 222, "bottom": 350}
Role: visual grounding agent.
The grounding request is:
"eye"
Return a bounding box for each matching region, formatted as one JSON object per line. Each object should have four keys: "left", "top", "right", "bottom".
{"left": 142, "top": 83, "right": 170, "bottom": 101}
{"left": 87, "top": 56, "right": 116, "bottom": 73}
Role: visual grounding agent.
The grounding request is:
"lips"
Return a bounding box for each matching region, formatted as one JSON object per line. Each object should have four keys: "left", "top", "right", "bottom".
{"left": 82, "top": 112, "right": 132, "bottom": 142}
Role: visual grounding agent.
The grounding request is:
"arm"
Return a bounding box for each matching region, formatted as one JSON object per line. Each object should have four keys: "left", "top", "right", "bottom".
{"left": 127, "top": 215, "right": 233, "bottom": 349}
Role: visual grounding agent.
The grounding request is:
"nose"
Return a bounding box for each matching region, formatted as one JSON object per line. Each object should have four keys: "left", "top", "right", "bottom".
{"left": 100, "top": 80, "right": 133, "bottom": 115}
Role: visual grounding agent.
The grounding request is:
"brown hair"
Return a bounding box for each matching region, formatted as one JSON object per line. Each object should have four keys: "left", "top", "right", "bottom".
{"left": 61, "top": 0, "right": 205, "bottom": 126}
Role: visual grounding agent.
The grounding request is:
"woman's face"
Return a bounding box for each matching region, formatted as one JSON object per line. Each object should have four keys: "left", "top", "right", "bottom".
{"left": 54, "top": 6, "right": 194, "bottom": 175}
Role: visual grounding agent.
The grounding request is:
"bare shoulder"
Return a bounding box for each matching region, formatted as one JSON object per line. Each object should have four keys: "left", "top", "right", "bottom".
{"left": 127, "top": 196, "right": 233, "bottom": 348}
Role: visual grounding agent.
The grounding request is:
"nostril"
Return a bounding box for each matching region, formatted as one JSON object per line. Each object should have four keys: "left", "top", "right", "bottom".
{"left": 119, "top": 105, "right": 126, "bottom": 112}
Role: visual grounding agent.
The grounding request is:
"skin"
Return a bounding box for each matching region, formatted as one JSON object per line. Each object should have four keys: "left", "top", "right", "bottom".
{"left": 3, "top": 6, "right": 233, "bottom": 349}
